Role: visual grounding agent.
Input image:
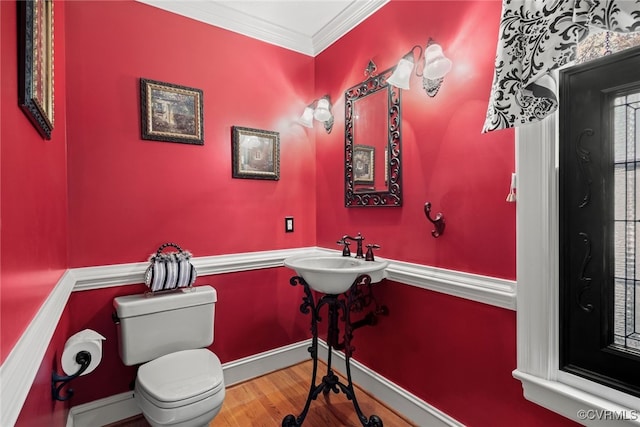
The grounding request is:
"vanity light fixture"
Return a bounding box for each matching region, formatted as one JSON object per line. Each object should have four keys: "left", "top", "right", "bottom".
{"left": 298, "top": 95, "right": 334, "bottom": 134}
{"left": 298, "top": 105, "right": 315, "bottom": 128}
{"left": 387, "top": 38, "right": 452, "bottom": 97}
{"left": 422, "top": 40, "right": 452, "bottom": 97}
{"left": 387, "top": 45, "right": 422, "bottom": 90}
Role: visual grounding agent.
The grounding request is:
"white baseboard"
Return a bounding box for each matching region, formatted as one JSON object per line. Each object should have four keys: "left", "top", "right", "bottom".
{"left": 68, "top": 339, "right": 462, "bottom": 427}
{"left": 316, "top": 341, "right": 464, "bottom": 427}
{"left": 221, "top": 340, "right": 313, "bottom": 387}
{"left": 67, "top": 391, "right": 141, "bottom": 427}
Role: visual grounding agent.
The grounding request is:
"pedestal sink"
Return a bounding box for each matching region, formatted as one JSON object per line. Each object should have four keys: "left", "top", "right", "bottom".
{"left": 282, "top": 254, "right": 389, "bottom": 427}
{"left": 284, "top": 255, "right": 388, "bottom": 294}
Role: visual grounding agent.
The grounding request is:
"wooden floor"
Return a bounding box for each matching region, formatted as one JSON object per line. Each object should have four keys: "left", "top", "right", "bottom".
{"left": 110, "top": 360, "right": 414, "bottom": 427}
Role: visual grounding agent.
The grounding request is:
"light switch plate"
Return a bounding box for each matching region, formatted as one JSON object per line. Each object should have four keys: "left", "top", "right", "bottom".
{"left": 285, "top": 217, "right": 294, "bottom": 233}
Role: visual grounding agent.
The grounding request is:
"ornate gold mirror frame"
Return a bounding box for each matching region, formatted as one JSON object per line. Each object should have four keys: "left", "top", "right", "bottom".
{"left": 19, "top": 0, "right": 55, "bottom": 139}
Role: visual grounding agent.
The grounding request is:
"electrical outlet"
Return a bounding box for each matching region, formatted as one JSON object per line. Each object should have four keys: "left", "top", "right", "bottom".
{"left": 285, "top": 217, "right": 294, "bottom": 233}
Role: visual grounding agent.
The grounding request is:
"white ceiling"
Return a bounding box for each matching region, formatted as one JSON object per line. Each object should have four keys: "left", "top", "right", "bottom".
{"left": 136, "top": 0, "right": 389, "bottom": 56}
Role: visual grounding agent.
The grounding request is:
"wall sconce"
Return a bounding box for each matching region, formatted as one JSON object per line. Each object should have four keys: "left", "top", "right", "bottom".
{"left": 387, "top": 38, "right": 452, "bottom": 97}
{"left": 298, "top": 95, "right": 334, "bottom": 133}
{"left": 423, "top": 41, "right": 452, "bottom": 96}
{"left": 387, "top": 45, "right": 421, "bottom": 90}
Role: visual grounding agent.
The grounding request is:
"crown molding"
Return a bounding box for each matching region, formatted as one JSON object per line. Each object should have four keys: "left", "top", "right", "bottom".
{"left": 312, "top": 0, "right": 388, "bottom": 55}
{"left": 139, "top": 0, "right": 313, "bottom": 55}
{"left": 136, "top": 0, "right": 389, "bottom": 56}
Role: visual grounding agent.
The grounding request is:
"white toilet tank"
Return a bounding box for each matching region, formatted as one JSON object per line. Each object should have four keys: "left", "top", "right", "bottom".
{"left": 114, "top": 286, "right": 217, "bottom": 366}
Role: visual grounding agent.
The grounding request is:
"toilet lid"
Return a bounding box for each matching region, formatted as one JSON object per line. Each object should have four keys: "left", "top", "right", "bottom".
{"left": 137, "top": 348, "right": 223, "bottom": 404}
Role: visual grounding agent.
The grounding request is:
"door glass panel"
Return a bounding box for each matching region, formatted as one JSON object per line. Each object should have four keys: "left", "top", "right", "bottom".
{"left": 613, "top": 92, "right": 640, "bottom": 354}
{"left": 561, "top": 41, "right": 640, "bottom": 397}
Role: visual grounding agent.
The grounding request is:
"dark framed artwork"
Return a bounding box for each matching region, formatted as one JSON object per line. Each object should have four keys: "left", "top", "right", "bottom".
{"left": 353, "top": 145, "right": 375, "bottom": 184}
{"left": 231, "top": 126, "right": 280, "bottom": 180}
{"left": 18, "top": 0, "right": 55, "bottom": 139}
{"left": 140, "top": 78, "right": 204, "bottom": 145}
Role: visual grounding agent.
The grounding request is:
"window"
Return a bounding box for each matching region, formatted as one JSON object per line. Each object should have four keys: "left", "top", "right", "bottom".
{"left": 613, "top": 92, "right": 640, "bottom": 355}
{"left": 559, "top": 46, "right": 640, "bottom": 397}
{"left": 513, "top": 39, "right": 640, "bottom": 424}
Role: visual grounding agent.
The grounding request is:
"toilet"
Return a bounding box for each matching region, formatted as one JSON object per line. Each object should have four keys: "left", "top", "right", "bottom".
{"left": 113, "top": 285, "right": 225, "bottom": 427}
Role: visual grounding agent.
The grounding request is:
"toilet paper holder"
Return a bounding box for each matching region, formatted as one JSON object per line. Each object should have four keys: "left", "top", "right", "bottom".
{"left": 51, "top": 350, "right": 92, "bottom": 401}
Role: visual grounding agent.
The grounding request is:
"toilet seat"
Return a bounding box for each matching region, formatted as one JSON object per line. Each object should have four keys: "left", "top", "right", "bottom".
{"left": 135, "top": 348, "right": 225, "bottom": 426}
{"left": 136, "top": 348, "right": 224, "bottom": 407}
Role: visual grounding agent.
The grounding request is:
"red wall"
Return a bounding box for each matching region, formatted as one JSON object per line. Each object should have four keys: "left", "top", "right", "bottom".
{"left": 16, "top": 307, "right": 71, "bottom": 427}
{"left": 2, "top": 0, "right": 71, "bottom": 423}
{"left": 352, "top": 283, "right": 577, "bottom": 426}
{"left": 315, "top": 0, "right": 515, "bottom": 279}
{"left": 61, "top": 270, "right": 309, "bottom": 405}
{"left": 0, "top": 0, "right": 68, "bottom": 362}
{"left": 64, "top": 0, "right": 317, "bottom": 268}
{"left": 7, "top": 1, "right": 578, "bottom": 426}
{"left": 61, "top": 0, "right": 319, "bottom": 399}
{"left": 314, "top": 1, "right": 576, "bottom": 426}
{"left": 13, "top": 0, "right": 316, "bottom": 424}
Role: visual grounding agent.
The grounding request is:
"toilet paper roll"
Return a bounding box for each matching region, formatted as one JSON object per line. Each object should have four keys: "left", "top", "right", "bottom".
{"left": 61, "top": 329, "right": 106, "bottom": 376}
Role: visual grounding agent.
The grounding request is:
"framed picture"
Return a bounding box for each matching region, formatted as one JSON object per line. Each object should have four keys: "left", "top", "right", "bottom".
{"left": 140, "top": 78, "right": 204, "bottom": 145}
{"left": 18, "top": 0, "right": 55, "bottom": 139}
{"left": 232, "top": 126, "right": 280, "bottom": 180}
{"left": 353, "top": 145, "right": 375, "bottom": 184}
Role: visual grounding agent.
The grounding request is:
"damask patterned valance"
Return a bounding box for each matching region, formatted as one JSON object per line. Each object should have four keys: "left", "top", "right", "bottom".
{"left": 483, "top": 0, "right": 640, "bottom": 133}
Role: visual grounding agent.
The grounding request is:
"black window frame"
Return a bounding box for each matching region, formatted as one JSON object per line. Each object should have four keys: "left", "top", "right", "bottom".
{"left": 559, "top": 46, "right": 640, "bottom": 398}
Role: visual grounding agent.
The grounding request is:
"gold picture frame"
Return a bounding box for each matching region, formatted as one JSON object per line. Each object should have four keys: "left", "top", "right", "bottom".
{"left": 140, "top": 78, "right": 204, "bottom": 145}
{"left": 231, "top": 126, "right": 280, "bottom": 180}
{"left": 19, "top": 0, "right": 55, "bottom": 139}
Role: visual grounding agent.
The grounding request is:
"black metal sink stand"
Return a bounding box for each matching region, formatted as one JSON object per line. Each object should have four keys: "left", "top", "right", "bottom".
{"left": 282, "top": 274, "right": 385, "bottom": 427}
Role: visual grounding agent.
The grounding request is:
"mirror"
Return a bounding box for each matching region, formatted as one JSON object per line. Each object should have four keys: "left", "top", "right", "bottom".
{"left": 345, "top": 67, "right": 402, "bottom": 207}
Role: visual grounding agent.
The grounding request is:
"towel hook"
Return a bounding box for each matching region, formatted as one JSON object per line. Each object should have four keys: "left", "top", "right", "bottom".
{"left": 424, "top": 202, "right": 445, "bottom": 238}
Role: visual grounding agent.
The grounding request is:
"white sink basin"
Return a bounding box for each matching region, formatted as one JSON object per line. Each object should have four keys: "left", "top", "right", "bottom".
{"left": 284, "top": 255, "right": 388, "bottom": 294}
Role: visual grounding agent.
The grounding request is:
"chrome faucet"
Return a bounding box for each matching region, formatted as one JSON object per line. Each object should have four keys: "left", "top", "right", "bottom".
{"left": 341, "top": 233, "right": 365, "bottom": 258}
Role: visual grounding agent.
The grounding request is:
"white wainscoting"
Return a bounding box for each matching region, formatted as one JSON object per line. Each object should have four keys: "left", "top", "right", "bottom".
{"left": 2, "top": 246, "right": 514, "bottom": 427}
{"left": 0, "top": 270, "right": 76, "bottom": 427}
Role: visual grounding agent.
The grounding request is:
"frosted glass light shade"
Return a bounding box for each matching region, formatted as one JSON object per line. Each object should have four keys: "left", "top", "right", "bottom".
{"left": 313, "top": 97, "right": 332, "bottom": 122}
{"left": 387, "top": 57, "right": 414, "bottom": 90}
{"left": 298, "top": 106, "right": 314, "bottom": 128}
{"left": 424, "top": 44, "right": 452, "bottom": 80}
